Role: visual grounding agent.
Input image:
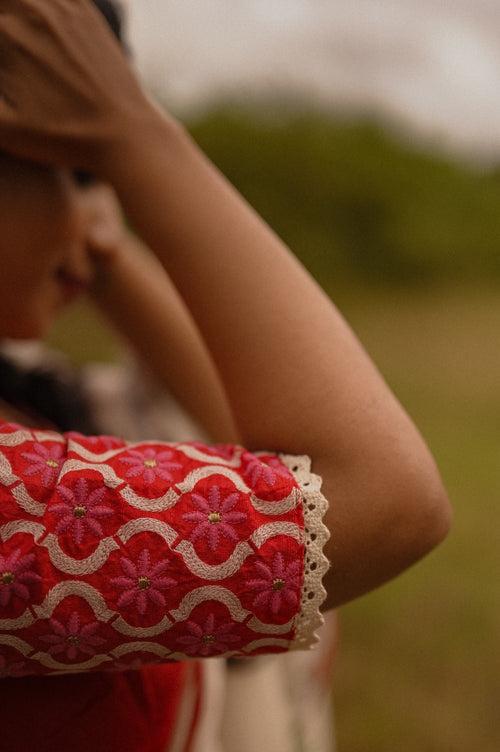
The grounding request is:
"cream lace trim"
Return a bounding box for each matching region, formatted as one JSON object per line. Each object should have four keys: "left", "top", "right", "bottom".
{"left": 278, "top": 453, "right": 331, "bottom": 651}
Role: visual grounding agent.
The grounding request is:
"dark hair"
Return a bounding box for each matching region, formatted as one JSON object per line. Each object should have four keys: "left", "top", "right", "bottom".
{"left": 92, "top": 0, "right": 124, "bottom": 43}
{"left": 73, "top": 1, "right": 128, "bottom": 187}
{"left": 0, "top": 354, "right": 101, "bottom": 433}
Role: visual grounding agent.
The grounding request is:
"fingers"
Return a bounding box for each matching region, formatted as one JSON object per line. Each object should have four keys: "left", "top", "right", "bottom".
{"left": 0, "top": 0, "right": 147, "bottom": 171}
{"left": 82, "top": 184, "right": 125, "bottom": 255}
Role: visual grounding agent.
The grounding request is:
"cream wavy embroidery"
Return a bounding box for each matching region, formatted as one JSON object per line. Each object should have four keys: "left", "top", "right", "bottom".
{"left": 111, "top": 615, "right": 173, "bottom": 638}
{"left": 110, "top": 642, "right": 172, "bottom": 659}
{"left": 175, "top": 540, "right": 254, "bottom": 580}
{"left": 174, "top": 464, "right": 252, "bottom": 494}
{"left": 32, "top": 651, "right": 114, "bottom": 672}
{"left": 0, "top": 429, "right": 34, "bottom": 447}
{"left": 66, "top": 441, "right": 126, "bottom": 463}
{"left": 0, "top": 452, "right": 17, "bottom": 486}
{"left": 121, "top": 475, "right": 299, "bottom": 517}
{"left": 170, "top": 586, "right": 250, "bottom": 622}
{"left": 246, "top": 616, "right": 295, "bottom": 635}
{"left": 242, "top": 638, "right": 291, "bottom": 652}
{"left": 168, "top": 443, "right": 245, "bottom": 467}
{"left": 32, "top": 581, "right": 115, "bottom": 621}
{"left": 0, "top": 634, "right": 34, "bottom": 656}
{"left": 0, "top": 610, "right": 36, "bottom": 631}
{"left": 278, "top": 454, "right": 331, "bottom": 651}
{"left": 40, "top": 534, "right": 120, "bottom": 575}
{"left": 11, "top": 484, "right": 46, "bottom": 516}
{"left": 118, "top": 518, "right": 178, "bottom": 546}
{"left": 120, "top": 485, "right": 180, "bottom": 513}
{"left": 150, "top": 651, "right": 188, "bottom": 662}
{"left": 250, "top": 488, "right": 301, "bottom": 515}
{"left": 0, "top": 519, "right": 45, "bottom": 543}
{"left": 33, "top": 430, "right": 65, "bottom": 443}
{"left": 166, "top": 649, "right": 243, "bottom": 662}
{"left": 60, "top": 459, "right": 124, "bottom": 487}
{"left": 64, "top": 439, "right": 244, "bottom": 468}
{"left": 250, "top": 521, "right": 303, "bottom": 547}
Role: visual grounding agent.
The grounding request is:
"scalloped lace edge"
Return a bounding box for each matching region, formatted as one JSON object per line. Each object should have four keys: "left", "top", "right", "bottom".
{"left": 278, "top": 453, "right": 331, "bottom": 651}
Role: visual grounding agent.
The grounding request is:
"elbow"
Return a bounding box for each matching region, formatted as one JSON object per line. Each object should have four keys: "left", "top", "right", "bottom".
{"left": 391, "top": 459, "right": 453, "bottom": 564}
{"left": 317, "top": 446, "right": 452, "bottom": 611}
{"left": 427, "top": 479, "right": 453, "bottom": 548}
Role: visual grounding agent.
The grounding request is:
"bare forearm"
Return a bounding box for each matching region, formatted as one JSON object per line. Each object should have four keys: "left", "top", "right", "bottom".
{"left": 90, "top": 234, "right": 241, "bottom": 444}
{"left": 103, "top": 117, "right": 451, "bottom": 609}
{"left": 108, "top": 118, "right": 423, "bottom": 461}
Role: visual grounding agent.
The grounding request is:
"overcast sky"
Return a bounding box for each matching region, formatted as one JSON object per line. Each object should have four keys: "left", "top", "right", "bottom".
{"left": 124, "top": 1, "right": 500, "bottom": 162}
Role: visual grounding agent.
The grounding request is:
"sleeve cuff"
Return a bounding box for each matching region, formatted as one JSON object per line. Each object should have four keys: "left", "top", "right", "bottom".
{"left": 278, "top": 453, "right": 331, "bottom": 650}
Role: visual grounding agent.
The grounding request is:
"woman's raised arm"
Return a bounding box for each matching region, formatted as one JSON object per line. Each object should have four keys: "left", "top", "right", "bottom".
{"left": 0, "top": 0, "right": 452, "bottom": 614}
{"left": 103, "top": 115, "right": 452, "bottom": 610}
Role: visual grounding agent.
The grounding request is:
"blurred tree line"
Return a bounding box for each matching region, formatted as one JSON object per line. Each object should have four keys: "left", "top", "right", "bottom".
{"left": 185, "top": 103, "right": 500, "bottom": 286}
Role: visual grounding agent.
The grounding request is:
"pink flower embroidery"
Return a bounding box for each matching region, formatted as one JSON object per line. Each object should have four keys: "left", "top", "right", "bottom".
{"left": 39, "top": 611, "right": 106, "bottom": 661}
{"left": 119, "top": 448, "right": 182, "bottom": 485}
{"left": 0, "top": 422, "right": 20, "bottom": 432}
{"left": 49, "top": 477, "right": 114, "bottom": 545}
{"left": 246, "top": 552, "right": 302, "bottom": 615}
{"left": 0, "top": 548, "right": 41, "bottom": 607}
{"left": 21, "top": 443, "right": 65, "bottom": 487}
{"left": 177, "top": 613, "right": 241, "bottom": 656}
{"left": 183, "top": 486, "right": 247, "bottom": 550}
{"left": 67, "top": 432, "right": 123, "bottom": 451}
{"left": 110, "top": 549, "right": 176, "bottom": 616}
{"left": 244, "top": 456, "right": 291, "bottom": 486}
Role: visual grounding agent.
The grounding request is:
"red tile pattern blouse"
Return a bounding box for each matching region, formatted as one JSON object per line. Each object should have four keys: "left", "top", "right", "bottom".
{"left": 0, "top": 421, "right": 330, "bottom": 678}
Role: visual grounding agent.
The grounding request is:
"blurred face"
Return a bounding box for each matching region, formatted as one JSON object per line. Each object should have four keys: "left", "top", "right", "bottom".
{"left": 0, "top": 153, "right": 97, "bottom": 339}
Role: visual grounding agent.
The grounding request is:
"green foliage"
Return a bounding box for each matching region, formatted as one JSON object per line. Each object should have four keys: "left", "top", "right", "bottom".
{"left": 186, "top": 104, "right": 500, "bottom": 285}
{"left": 324, "top": 281, "right": 500, "bottom": 752}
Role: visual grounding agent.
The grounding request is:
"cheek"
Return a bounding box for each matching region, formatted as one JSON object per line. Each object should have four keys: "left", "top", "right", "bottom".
{"left": 0, "top": 205, "right": 81, "bottom": 339}
{"left": 0, "top": 216, "right": 60, "bottom": 295}
{"left": 0, "top": 258, "right": 62, "bottom": 339}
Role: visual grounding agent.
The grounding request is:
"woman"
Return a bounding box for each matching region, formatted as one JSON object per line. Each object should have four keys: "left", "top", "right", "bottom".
{"left": 0, "top": 1, "right": 452, "bottom": 750}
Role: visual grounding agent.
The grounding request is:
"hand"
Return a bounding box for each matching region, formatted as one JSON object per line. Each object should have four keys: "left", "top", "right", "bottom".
{"left": 79, "top": 182, "right": 137, "bottom": 304}
{"left": 0, "top": 0, "right": 159, "bottom": 175}
{"left": 83, "top": 183, "right": 127, "bottom": 265}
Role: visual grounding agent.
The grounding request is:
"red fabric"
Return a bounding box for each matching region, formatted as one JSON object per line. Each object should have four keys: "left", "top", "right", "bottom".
{"left": 0, "top": 420, "right": 307, "bottom": 749}
{"left": 184, "top": 661, "right": 204, "bottom": 752}
{"left": 0, "top": 662, "right": 187, "bottom": 752}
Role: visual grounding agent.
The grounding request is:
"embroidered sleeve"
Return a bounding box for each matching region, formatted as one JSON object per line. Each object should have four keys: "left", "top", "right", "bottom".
{"left": 0, "top": 421, "right": 330, "bottom": 677}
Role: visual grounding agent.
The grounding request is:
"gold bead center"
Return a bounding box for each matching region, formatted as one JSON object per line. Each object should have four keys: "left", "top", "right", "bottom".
{"left": 208, "top": 512, "right": 221, "bottom": 524}
{"left": 138, "top": 576, "right": 151, "bottom": 590}
{"left": 1, "top": 571, "right": 14, "bottom": 585}
{"left": 272, "top": 579, "right": 285, "bottom": 591}
{"left": 73, "top": 506, "right": 87, "bottom": 518}
{"left": 46, "top": 459, "right": 59, "bottom": 468}
{"left": 144, "top": 459, "right": 157, "bottom": 468}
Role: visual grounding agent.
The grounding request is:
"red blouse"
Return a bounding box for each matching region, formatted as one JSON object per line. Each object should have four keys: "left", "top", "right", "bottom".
{"left": 0, "top": 420, "right": 330, "bottom": 750}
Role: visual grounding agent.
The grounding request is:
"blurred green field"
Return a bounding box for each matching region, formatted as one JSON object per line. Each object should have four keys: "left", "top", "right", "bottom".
{"left": 49, "top": 281, "right": 500, "bottom": 752}
{"left": 326, "top": 281, "right": 500, "bottom": 752}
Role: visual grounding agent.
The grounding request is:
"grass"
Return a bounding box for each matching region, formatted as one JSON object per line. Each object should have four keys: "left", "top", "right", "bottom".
{"left": 325, "top": 281, "right": 500, "bottom": 752}
{"left": 48, "top": 280, "right": 500, "bottom": 752}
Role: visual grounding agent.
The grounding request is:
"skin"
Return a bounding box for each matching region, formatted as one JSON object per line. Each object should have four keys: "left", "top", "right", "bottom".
{"left": 0, "top": 153, "right": 93, "bottom": 339}
{"left": 0, "top": 153, "right": 240, "bottom": 440}
{"left": 0, "top": 0, "right": 452, "bottom": 611}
